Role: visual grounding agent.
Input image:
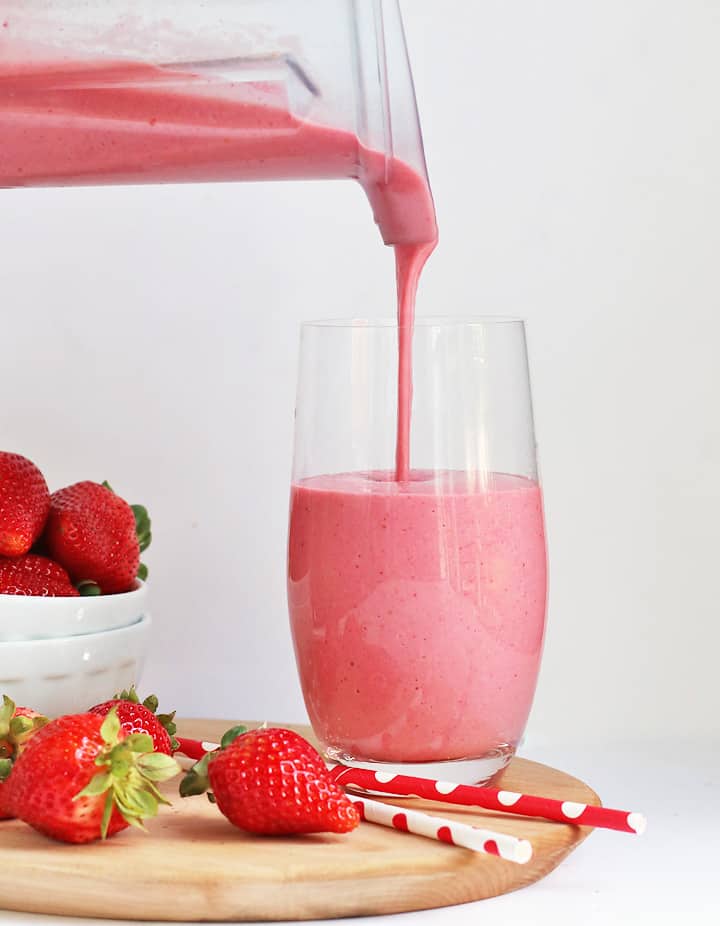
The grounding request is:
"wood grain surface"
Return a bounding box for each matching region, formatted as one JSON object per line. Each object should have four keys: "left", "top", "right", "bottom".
{"left": 0, "top": 719, "right": 601, "bottom": 921}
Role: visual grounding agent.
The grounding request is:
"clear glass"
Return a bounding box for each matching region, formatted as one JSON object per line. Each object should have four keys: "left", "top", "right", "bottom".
{"left": 288, "top": 318, "right": 548, "bottom": 784}
{"left": 0, "top": 0, "right": 436, "bottom": 245}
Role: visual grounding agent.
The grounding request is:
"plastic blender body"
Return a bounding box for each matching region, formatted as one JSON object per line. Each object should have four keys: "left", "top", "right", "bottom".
{"left": 0, "top": 0, "right": 435, "bottom": 243}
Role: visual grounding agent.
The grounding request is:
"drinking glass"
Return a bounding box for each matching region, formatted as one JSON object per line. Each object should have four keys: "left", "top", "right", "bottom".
{"left": 287, "top": 318, "right": 547, "bottom": 784}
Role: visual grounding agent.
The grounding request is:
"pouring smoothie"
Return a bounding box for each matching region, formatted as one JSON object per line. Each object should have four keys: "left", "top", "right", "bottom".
{"left": 1, "top": 4, "right": 547, "bottom": 777}
{"left": 0, "top": 52, "right": 435, "bottom": 480}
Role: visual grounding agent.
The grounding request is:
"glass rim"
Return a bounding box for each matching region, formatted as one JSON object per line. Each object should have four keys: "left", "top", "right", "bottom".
{"left": 300, "top": 315, "right": 525, "bottom": 329}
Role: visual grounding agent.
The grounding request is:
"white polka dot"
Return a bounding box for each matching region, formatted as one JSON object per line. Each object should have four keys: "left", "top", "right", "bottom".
{"left": 497, "top": 790, "right": 522, "bottom": 806}
{"left": 561, "top": 801, "right": 587, "bottom": 819}
{"left": 514, "top": 839, "right": 533, "bottom": 864}
{"left": 375, "top": 772, "right": 397, "bottom": 784}
{"left": 435, "top": 780, "right": 459, "bottom": 795}
{"left": 627, "top": 812, "right": 647, "bottom": 835}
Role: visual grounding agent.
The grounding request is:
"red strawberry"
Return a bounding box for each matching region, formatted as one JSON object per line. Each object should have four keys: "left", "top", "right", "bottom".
{"left": 44, "top": 481, "right": 151, "bottom": 595}
{"left": 0, "top": 452, "right": 50, "bottom": 556}
{"left": 0, "top": 696, "right": 49, "bottom": 820}
{"left": 0, "top": 554, "right": 79, "bottom": 597}
{"left": 180, "top": 727, "right": 360, "bottom": 836}
{"left": 89, "top": 686, "right": 179, "bottom": 755}
{"left": 5, "top": 709, "right": 180, "bottom": 843}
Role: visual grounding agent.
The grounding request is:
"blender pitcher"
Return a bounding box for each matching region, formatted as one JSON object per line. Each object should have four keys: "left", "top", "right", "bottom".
{"left": 0, "top": 0, "right": 436, "bottom": 245}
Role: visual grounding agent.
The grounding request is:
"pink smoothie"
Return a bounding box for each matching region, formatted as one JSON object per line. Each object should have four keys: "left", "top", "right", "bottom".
{"left": 288, "top": 470, "right": 547, "bottom": 763}
{"left": 0, "top": 55, "right": 436, "bottom": 476}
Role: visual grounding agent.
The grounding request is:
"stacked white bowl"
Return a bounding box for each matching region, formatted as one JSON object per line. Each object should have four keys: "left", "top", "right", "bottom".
{"left": 0, "top": 582, "right": 151, "bottom": 716}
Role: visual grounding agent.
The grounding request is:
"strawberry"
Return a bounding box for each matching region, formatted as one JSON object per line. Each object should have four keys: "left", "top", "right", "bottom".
{"left": 180, "top": 726, "right": 360, "bottom": 836}
{"left": 0, "top": 452, "right": 50, "bottom": 556}
{"left": 0, "top": 554, "right": 79, "bottom": 597}
{"left": 4, "top": 708, "right": 180, "bottom": 843}
{"left": 44, "top": 481, "right": 151, "bottom": 595}
{"left": 0, "top": 695, "right": 49, "bottom": 820}
{"left": 89, "top": 686, "right": 179, "bottom": 755}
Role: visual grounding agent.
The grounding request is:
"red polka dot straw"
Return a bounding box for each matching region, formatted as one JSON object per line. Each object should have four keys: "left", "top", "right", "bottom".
{"left": 329, "top": 766, "right": 647, "bottom": 835}
{"left": 349, "top": 795, "right": 533, "bottom": 862}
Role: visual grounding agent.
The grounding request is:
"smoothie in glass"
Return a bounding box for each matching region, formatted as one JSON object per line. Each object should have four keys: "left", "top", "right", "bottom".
{"left": 288, "top": 469, "right": 547, "bottom": 765}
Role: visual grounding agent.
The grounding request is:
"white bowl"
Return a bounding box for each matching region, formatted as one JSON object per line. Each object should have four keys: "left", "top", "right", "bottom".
{"left": 0, "top": 581, "right": 148, "bottom": 642}
{"left": 0, "top": 615, "right": 151, "bottom": 716}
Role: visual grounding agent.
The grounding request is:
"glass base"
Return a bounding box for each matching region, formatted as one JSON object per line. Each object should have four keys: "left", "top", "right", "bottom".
{"left": 324, "top": 743, "right": 515, "bottom": 787}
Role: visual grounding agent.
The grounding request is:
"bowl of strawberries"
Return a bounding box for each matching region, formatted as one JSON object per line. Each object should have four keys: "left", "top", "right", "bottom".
{"left": 0, "top": 452, "right": 153, "bottom": 715}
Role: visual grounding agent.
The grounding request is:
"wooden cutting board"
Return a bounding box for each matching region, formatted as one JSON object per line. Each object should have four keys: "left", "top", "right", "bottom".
{"left": 0, "top": 719, "right": 600, "bottom": 921}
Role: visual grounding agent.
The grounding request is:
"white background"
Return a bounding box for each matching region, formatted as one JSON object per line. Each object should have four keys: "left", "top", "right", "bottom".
{"left": 3, "top": 0, "right": 718, "bottom": 741}
{"left": 1, "top": 1, "right": 718, "bottom": 923}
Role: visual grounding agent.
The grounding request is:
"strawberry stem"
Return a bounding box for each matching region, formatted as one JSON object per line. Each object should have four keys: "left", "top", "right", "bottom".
{"left": 179, "top": 752, "right": 213, "bottom": 799}
{"left": 78, "top": 581, "right": 102, "bottom": 597}
{"left": 179, "top": 725, "right": 247, "bottom": 800}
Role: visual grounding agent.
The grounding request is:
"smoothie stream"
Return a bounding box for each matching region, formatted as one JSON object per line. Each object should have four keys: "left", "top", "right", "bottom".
{"left": 0, "top": 54, "right": 435, "bottom": 481}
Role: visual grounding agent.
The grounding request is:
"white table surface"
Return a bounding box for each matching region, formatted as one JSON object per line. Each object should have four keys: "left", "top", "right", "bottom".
{"left": 1, "top": 738, "right": 717, "bottom": 926}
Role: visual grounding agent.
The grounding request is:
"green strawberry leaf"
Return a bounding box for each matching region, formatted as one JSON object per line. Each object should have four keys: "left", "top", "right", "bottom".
{"left": 116, "top": 686, "right": 140, "bottom": 704}
{"left": 136, "top": 753, "right": 181, "bottom": 782}
{"left": 156, "top": 712, "right": 175, "bottom": 732}
{"left": 100, "top": 792, "right": 114, "bottom": 839}
{"left": 116, "top": 788, "right": 157, "bottom": 820}
{"left": 100, "top": 708, "right": 121, "bottom": 746}
{"left": 0, "top": 695, "right": 16, "bottom": 736}
{"left": 156, "top": 712, "right": 178, "bottom": 750}
{"left": 9, "top": 716, "right": 33, "bottom": 738}
{"left": 75, "top": 771, "right": 113, "bottom": 799}
{"left": 123, "top": 815, "right": 149, "bottom": 833}
{"left": 131, "top": 505, "right": 152, "bottom": 553}
{"left": 142, "top": 694, "right": 159, "bottom": 713}
{"left": 12, "top": 713, "right": 48, "bottom": 746}
{"left": 110, "top": 756, "right": 130, "bottom": 779}
{"left": 220, "top": 725, "right": 247, "bottom": 749}
{"left": 123, "top": 733, "right": 154, "bottom": 754}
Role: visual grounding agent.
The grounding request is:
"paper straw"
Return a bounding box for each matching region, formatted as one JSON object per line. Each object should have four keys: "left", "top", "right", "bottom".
{"left": 176, "top": 737, "right": 218, "bottom": 761}
{"left": 174, "top": 736, "right": 646, "bottom": 837}
{"left": 350, "top": 793, "right": 532, "bottom": 863}
{"left": 329, "top": 765, "right": 646, "bottom": 835}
